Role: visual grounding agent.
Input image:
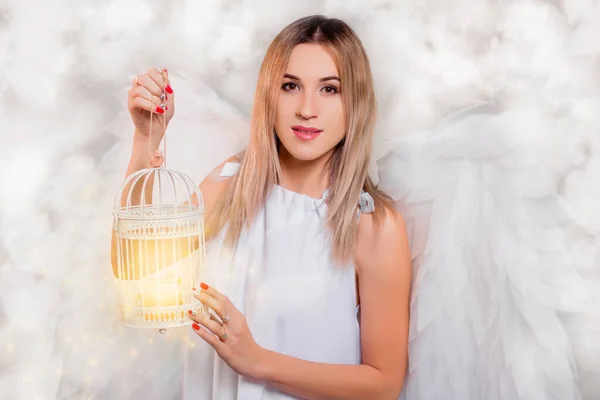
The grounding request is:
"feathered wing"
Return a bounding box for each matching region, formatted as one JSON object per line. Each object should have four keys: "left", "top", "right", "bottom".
{"left": 377, "top": 103, "right": 596, "bottom": 400}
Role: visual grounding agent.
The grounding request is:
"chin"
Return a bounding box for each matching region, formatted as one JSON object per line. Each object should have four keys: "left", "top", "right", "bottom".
{"left": 277, "top": 131, "right": 339, "bottom": 162}
{"left": 284, "top": 145, "right": 326, "bottom": 162}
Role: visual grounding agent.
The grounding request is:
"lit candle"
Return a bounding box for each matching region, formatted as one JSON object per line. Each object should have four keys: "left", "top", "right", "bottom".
{"left": 141, "top": 276, "right": 183, "bottom": 307}
{"left": 134, "top": 275, "right": 183, "bottom": 323}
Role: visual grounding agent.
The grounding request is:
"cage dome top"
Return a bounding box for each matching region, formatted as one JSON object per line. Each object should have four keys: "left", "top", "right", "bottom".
{"left": 113, "top": 167, "right": 204, "bottom": 221}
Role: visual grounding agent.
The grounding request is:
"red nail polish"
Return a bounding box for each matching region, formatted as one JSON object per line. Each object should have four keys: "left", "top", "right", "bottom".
{"left": 155, "top": 106, "right": 165, "bottom": 114}
{"left": 200, "top": 282, "right": 209, "bottom": 290}
{"left": 192, "top": 323, "right": 200, "bottom": 330}
{"left": 165, "top": 85, "right": 173, "bottom": 94}
{"left": 188, "top": 310, "right": 193, "bottom": 314}
{"left": 165, "top": 93, "right": 168, "bottom": 100}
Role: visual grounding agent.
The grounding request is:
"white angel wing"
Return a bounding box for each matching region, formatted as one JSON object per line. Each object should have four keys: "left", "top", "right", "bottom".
{"left": 377, "top": 103, "right": 595, "bottom": 400}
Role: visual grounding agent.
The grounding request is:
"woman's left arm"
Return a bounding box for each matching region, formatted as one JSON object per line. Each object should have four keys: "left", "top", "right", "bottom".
{"left": 190, "top": 208, "right": 412, "bottom": 400}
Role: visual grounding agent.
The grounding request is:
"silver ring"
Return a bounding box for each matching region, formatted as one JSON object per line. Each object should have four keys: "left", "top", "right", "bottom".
{"left": 222, "top": 314, "right": 231, "bottom": 323}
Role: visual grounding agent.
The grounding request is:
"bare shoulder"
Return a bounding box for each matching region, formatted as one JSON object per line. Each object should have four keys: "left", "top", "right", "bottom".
{"left": 197, "top": 154, "right": 241, "bottom": 215}
{"left": 355, "top": 205, "right": 410, "bottom": 274}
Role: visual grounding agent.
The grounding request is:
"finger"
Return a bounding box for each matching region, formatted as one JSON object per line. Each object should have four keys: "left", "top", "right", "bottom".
{"left": 130, "top": 86, "right": 164, "bottom": 108}
{"left": 188, "top": 308, "right": 218, "bottom": 324}
{"left": 198, "top": 282, "right": 227, "bottom": 303}
{"left": 191, "top": 313, "right": 225, "bottom": 337}
{"left": 158, "top": 91, "right": 171, "bottom": 104}
{"left": 208, "top": 311, "right": 224, "bottom": 325}
{"left": 129, "top": 96, "right": 166, "bottom": 114}
{"left": 135, "top": 72, "right": 163, "bottom": 97}
{"left": 160, "top": 68, "right": 170, "bottom": 87}
{"left": 156, "top": 68, "right": 174, "bottom": 96}
{"left": 146, "top": 67, "right": 168, "bottom": 92}
{"left": 192, "top": 322, "right": 223, "bottom": 349}
{"left": 152, "top": 69, "right": 173, "bottom": 103}
{"left": 194, "top": 291, "right": 226, "bottom": 317}
{"left": 197, "top": 284, "right": 233, "bottom": 323}
{"left": 187, "top": 307, "right": 221, "bottom": 324}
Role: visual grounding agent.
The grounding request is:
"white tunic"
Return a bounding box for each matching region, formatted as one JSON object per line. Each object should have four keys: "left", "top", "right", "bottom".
{"left": 183, "top": 163, "right": 375, "bottom": 399}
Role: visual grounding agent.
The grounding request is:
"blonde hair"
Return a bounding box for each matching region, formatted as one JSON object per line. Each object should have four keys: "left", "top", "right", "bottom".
{"left": 206, "top": 15, "right": 392, "bottom": 263}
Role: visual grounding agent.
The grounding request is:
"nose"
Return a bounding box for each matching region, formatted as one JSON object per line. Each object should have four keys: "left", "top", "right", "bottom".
{"left": 296, "top": 91, "right": 318, "bottom": 119}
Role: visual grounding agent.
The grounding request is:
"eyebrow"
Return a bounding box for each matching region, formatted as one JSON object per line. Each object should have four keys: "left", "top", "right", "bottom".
{"left": 283, "top": 73, "right": 340, "bottom": 82}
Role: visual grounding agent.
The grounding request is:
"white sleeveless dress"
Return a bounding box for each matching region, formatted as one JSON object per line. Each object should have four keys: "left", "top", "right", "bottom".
{"left": 183, "top": 163, "right": 376, "bottom": 399}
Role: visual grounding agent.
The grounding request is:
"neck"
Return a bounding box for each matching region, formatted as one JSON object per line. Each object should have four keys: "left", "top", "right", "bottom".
{"left": 278, "top": 147, "right": 334, "bottom": 199}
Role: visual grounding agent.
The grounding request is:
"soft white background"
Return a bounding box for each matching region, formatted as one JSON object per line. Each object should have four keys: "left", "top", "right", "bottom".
{"left": 0, "top": 0, "right": 598, "bottom": 398}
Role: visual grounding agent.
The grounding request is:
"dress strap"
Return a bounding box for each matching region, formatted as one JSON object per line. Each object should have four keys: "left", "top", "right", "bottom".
{"left": 206, "top": 161, "right": 241, "bottom": 183}
{"left": 358, "top": 191, "right": 375, "bottom": 213}
{"left": 220, "top": 162, "right": 241, "bottom": 177}
{"left": 356, "top": 190, "right": 375, "bottom": 222}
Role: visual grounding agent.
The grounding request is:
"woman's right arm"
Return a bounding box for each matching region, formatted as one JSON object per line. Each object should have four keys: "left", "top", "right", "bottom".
{"left": 110, "top": 67, "right": 239, "bottom": 278}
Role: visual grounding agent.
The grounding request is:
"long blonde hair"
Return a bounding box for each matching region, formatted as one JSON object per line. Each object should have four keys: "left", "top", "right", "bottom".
{"left": 206, "top": 15, "right": 392, "bottom": 263}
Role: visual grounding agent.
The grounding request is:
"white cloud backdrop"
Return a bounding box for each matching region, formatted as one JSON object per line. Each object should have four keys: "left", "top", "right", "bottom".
{"left": 0, "top": 0, "right": 598, "bottom": 398}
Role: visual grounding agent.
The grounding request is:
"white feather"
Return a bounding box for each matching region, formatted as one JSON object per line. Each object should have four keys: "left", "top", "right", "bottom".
{"left": 378, "top": 103, "right": 597, "bottom": 400}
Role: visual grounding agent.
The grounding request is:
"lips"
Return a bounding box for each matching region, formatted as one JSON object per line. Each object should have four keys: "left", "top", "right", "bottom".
{"left": 292, "top": 125, "right": 322, "bottom": 133}
{"left": 291, "top": 125, "right": 323, "bottom": 141}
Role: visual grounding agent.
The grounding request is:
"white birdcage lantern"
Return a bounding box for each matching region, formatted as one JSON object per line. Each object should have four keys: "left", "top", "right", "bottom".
{"left": 112, "top": 152, "right": 206, "bottom": 330}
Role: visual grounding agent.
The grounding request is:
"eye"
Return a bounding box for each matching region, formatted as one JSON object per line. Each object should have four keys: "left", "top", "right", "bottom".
{"left": 321, "top": 85, "right": 338, "bottom": 94}
{"left": 282, "top": 82, "right": 299, "bottom": 91}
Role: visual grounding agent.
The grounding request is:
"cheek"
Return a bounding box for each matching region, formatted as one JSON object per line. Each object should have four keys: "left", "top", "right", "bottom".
{"left": 325, "top": 101, "right": 346, "bottom": 134}
{"left": 275, "top": 103, "right": 290, "bottom": 134}
{"left": 276, "top": 96, "right": 295, "bottom": 121}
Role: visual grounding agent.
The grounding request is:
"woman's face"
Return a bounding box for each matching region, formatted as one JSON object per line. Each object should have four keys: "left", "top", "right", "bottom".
{"left": 275, "top": 43, "right": 346, "bottom": 162}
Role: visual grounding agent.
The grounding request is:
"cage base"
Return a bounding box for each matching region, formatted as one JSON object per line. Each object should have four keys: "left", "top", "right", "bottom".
{"left": 120, "top": 302, "right": 205, "bottom": 329}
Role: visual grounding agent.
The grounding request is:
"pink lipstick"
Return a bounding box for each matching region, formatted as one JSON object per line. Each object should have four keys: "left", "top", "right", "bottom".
{"left": 292, "top": 125, "right": 323, "bottom": 141}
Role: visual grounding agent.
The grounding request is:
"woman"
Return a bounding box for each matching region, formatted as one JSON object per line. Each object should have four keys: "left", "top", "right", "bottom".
{"left": 123, "top": 15, "right": 411, "bottom": 399}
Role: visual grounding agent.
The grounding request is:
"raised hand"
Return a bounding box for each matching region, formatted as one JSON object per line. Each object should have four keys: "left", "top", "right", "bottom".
{"left": 127, "top": 67, "right": 175, "bottom": 147}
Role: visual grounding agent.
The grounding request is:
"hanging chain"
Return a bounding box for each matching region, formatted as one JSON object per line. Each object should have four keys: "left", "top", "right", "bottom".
{"left": 148, "top": 69, "right": 168, "bottom": 169}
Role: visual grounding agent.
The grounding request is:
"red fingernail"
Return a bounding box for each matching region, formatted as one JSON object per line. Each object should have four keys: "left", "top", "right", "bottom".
{"left": 165, "top": 85, "right": 173, "bottom": 94}
{"left": 200, "top": 282, "right": 209, "bottom": 290}
{"left": 188, "top": 310, "right": 193, "bottom": 314}
{"left": 165, "top": 93, "right": 168, "bottom": 100}
{"left": 165, "top": 106, "right": 169, "bottom": 110}
{"left": 192, "top": 323, "right": 200, "bottom": 330}
{"left": 155, "top": 106, "right": 165, "bottom": 114}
